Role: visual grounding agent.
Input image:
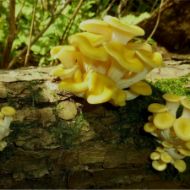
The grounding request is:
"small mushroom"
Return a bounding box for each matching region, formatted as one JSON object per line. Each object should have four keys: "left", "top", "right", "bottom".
{"left": 173, "top": 117, "right": 190, "bottom": 141}
{"left": 153, "top": 111, "right": 175, "bottom": 129}
{"left": 1, "top": 106, "right": 16, "bottom": 117}
{"left": 160, "top": 151, "right": 173, "bottom": 163}
{"left": 152, "top": 160, "right": 167, "bottom": 171}
{"left": 144, "top": 122, "right": 156, "bottom": 133}
{"left": 163, "top": 93, "right": 183, "bottom": 116}
{"left": 148, "top": 103, "right": 168, "bottom": 113}
{"left": 79, "top": 19, "right": 112, "bottom": 41}
{"left": 180, "top": 97, "right": 190, "bottom": 118}
{"left": 129, "top": 81, "right": 152, "bottom": 96}
{"left": 150, "top": 151, "right": 160, "bottom": 160}
{"left": 173, "top": 159, "right": 186, "bottom": 172}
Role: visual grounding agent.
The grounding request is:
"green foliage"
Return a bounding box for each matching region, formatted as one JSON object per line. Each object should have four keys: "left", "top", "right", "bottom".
{"left": 0, "top": 0, "right": 160, "bottom": 68}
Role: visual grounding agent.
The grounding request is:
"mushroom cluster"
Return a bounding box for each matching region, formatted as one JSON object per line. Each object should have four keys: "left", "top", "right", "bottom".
{"left": 0, "top": 106, "right": 16, "bottom": 151}
{"left": 144, "top": 93, "right": 190, "bottom": 172}
{"left": 50, "top": 15, "right": 163, "bottom": 106}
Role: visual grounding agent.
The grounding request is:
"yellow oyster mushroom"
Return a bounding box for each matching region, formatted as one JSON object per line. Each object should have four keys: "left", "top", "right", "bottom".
{"left": 126, "top": 41, "right": 152, "bottom": 52}
{"left": 150, "top": 152, "right": 160, "bottom": 160}
{"left": 173, "top": 118, "right": 190, "bottom": 141}
{"left": 153, "top": 111, "right": 175, "bottom": 129}
{"left": 87, "top": 86, "right": 114, "bottom": 104}
{"left": 163, "top": 93, "right": 182, "bottom": 103}
{"left": 152, "top": 160, "right": 167, "bottom": 171}
{"left": 79, "top": 19, "right": 112, "bottom": 41}
{"left": 163, "top": 93, "right": 183, "bottom": 116}
{"left": 148, "top": 103, "right": 168, "bottom": 113}
{"left": 104, "top": 41, "right": 144, "bottom": 72}
{"left": 86, "top": 72, "right": 116, "bottom": 104}
{"left": 144, "top": 122, "right": 156, "bottom": 133}
{"left": 173, "top": 159, "right": 186, "bottom": 172}
{"left": 51, "top": 65, "right": 78, "bottom": 79}
{"left": 160, "top": 152, "right": 173, "bottom": 163}
{"left": 58, "top": 77, "right": 88, "bottom": 93}
{"left": 69, "top": 34, "right": 109, "bottom": 62}
{"left": 177, "top": 148, "right": 190, "bottom": 156}
{"left": 136, "top": 50, "right": 163, "bottom": 68}
{"left": 103, "top": 15, "right": 145, "bottom": 44}
{"left": 181, "top": 97, "right": 190, "bottom": 109}
{"left": 111, "top": 89, "right": 127, "bottom": 106}
{"left": 50, "top": 45, "right": 82, "bottom": 68}
{"left": 75, "top": 32, "right": 106, "bottom": 47}
{"left": 129, "top": 81, "right": 152, "bottom": 96}
{"left": 1, "top": 106, "right": 16, "bottom": 117}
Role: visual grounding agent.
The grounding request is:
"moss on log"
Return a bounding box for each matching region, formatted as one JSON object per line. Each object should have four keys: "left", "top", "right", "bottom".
{"left": 0, "top": 66, "right": 190, "bottom": 188}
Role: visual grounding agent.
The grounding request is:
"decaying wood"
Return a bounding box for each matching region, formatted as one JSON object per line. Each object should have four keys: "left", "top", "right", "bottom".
{"left": 141, "top": 0, "right": 190, "bottom": 53}
{"left": 0, "top": 66, "right": 190, "bottom": 189}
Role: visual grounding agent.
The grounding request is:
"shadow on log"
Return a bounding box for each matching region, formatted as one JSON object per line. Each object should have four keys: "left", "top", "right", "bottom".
{"left": 0, "top": 66, "right": 190, "bottom": 189}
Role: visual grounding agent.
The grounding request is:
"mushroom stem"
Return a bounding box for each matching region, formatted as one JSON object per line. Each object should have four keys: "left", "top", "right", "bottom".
{"left": 117, "top": 68, "right": 148, "bottom": 88}
{"left": 165, "top": 102, "right": 180, "bottom": 117}
{"left": 181, "top": 108, "right": 190, "bottom": 118}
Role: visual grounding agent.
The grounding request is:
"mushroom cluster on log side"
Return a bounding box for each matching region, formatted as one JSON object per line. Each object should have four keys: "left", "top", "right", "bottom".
{"left": 144, "top": 93, "right": 190, "bottom": 172}
{"left": 50, "top": 15, "right": 163, "bottom": 106}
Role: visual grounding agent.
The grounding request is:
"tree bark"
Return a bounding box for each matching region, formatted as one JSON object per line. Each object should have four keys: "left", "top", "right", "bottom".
{"left": 140, "top": 0, "right": 190, "bottom": 54}
{"left": 0, "top": 66, "right": 190, "bottom": 189}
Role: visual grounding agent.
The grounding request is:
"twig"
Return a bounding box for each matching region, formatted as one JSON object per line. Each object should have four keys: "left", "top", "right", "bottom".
{"left": 7, "top": 0, "right": 72, "bottom": 69}
{"left": 16, "top": 0, "right": 26, "bottom": 22}
{"left": 146, "top": 0, "right": 164, "bottom": 41}
{"left": 60, "top": 0, "right": 84, "bottom": 44}
{"left": 2, "top": 0, "right": 16, "bottom": 68}
{"left": 24, "top": 0, "right": 37, "bottom": 66}
{"left": 117, "top": 0, "right": 127, "bottom": 18}
{"left": 101, "top": 0, "right": 116, "bottom": 18}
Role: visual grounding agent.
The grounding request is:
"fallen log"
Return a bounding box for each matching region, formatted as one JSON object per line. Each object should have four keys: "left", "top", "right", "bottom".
{"left": 0, "top": 66, "right": 190, "bottom": 189}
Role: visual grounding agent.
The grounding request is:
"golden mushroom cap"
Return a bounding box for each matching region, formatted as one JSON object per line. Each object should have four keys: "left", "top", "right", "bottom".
{"left": 173, "top": 117, "right": 190, "bottom": 141}
{"left": 79, "top": 19, "right": 112, "bottom": 41}
{"left": 50, "top": 45, "right": 76, "bottom": 58}
{"left": 75, "top": 32, "right": 106, "bottom": 47}
{"left": 160, "top": 151, "right": 173, "bottom": 163}
{"left": 153, "top": 111, "right": 175, "bottom": 129}
{"left": 150, "top": 152, "right": 160, "bottom": 160}
{"left": 1, "top": 106, "right": 16, "bottom": 117}
{"left": 144, "top": 122, "right": 156, "bottom": 133}
{"left": 173, "top": 159, "right": 186, "bottom": 172}
{"left": 103, "top": 15, "right": 145, "bottom": 37}
{"left": 69, "top": 34, "right": 109, "bottom": 62}
{"left": 103, "top": 41, "right": 144, "bottom": 72}
{"left": 51, "top": 65, "right": 78, "bottom": 78}
{"left": 185, "top": 141, "right": 190, "bottom": 149}
{"left": 136, "top": 51, "right": 163, "bottom": 68}
{"left": 163, "top": 93, "right": 183, "bottom": 103}
{"left": 126, "top": 42, "right": 152, "bottom": 52}
{"left": 177, "top": 148, "right": 190, "bottom": 156}
{"left": 152, "top": 160, "right": 167, "bottom": 171}
{"left": 181, "top": 97, "right": 190, "bottom": 110}
{"left": 129, "top": 81, "right": 152, "bottom": 96}
{"left": 148, "top": 103, "right": 167, "bottom": 113}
